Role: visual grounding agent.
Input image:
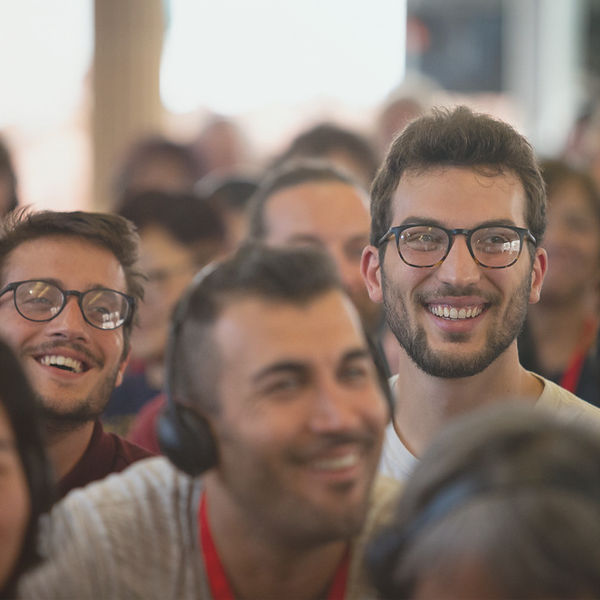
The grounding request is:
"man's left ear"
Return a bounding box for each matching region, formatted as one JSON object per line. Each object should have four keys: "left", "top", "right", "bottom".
{"left": 361, "top": 245, "right": 384, "bottom": 303}
{"left": 529, "top": 247, "right": 548, "bottom": 304}
{"left": 116, "top": 347, "right": 131, "bottom": 387}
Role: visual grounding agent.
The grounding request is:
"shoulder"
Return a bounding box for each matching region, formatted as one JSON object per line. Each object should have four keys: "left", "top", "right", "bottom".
{"left": 365, "top": 475, "right": 402, "bottom": 533}
{"left": 535, "top": 374, "right": 600, "bottom": 428}
{"left": 20, "top": 458, "right": 203, "bottom": 599}
{"left": 346, "top": 475, "right": 402, "bottom": 599}
{"left": 56, "top": 457, "right": 197, "bottom": 525}
{"left": 378, "top": 420, "right": 418, "bottom": 482}
{"left": 106, "top": 429, "right": 157, "bottom": 469}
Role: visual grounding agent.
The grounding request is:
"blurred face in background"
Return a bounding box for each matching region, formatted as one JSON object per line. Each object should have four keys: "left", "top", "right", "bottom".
{"left": 132, "top": 225, "right": 200, "bottom": 364}
{"left": 0, "top": 403, "right": 30, "bottom": 593}
{"left": 540, "top": 178, "right": 600, "bottom": 306}
{"left": 262, "top": 181, "right": 382, "bottom": 334}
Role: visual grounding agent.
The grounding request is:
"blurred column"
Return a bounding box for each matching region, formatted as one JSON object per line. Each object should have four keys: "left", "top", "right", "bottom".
{"left": 504, "top": 0, "right": 585, "bottom": 155}
{"left": 92, "top": 0, "right": 165, "bottom": 210}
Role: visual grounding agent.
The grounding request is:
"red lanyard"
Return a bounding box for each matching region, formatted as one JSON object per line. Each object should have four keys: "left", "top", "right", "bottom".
{"left": 559, "top": 316, "right": 598, "bottom": 393}
{"left": 199, "top": 493, "right": 351, "bottom": 600}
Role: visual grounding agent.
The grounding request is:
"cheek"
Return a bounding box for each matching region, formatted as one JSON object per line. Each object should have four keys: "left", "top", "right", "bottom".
{"left": 0, "top": 479, "right": 31, "bottom": 587}
{"left": 367, "top": 392, "right": 392, "bottom": 435}
{"left": 0, "top": 316, "right": 26, "bottom": 348}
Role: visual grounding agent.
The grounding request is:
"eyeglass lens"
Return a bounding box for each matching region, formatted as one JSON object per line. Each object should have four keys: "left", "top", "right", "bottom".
{"left": 398, "top": 226, "right": 523, "bottom": 268}
{"left": 14, "top": 281, "right": 129, "bottom": 330}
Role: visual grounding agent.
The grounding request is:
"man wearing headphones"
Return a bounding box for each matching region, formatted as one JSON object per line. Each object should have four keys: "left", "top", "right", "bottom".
{"left": 20, "top": 243, "right": 399, "bottom": 600}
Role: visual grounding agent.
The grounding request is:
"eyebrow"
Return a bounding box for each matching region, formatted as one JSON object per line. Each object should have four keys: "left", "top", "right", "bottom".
{"left": 26, "top": 278, "right": 118, "bottom": 292}
{"left": 252, "top": 348, "right": 371, "bottom": 384}
{"left": 399, "top": 217, "right": 520, "bottom": 229}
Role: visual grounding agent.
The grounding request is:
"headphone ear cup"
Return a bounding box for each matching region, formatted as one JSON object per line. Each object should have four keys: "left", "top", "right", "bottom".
{"left": 157, "top": 403, "right": 218, "bottom": 477}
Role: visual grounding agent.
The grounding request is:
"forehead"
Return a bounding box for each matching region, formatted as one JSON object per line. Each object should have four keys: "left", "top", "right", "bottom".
{"left": 392, "top": 167, "right": 528, "bottom": 227}
{"left": 213, "top": 290, "right": 366, "bottom": 372}
{"left": 264, "top": 181, "right": 370, "bottom": 242}
{"left": 2, "top": 235, "right": 127, "bottom": 292}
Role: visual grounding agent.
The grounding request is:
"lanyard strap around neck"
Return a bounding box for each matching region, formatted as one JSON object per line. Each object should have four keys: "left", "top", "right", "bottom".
{"left": 199, "top": 493, "right": 351, "bottom": 600}
{"left": 559, "top": 316, "right": 598, "bottom": 393}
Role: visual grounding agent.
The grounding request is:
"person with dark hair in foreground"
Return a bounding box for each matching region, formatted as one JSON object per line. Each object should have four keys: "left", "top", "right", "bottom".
{"left": 19, "top": 243, "right": 398, "bottom": 599}
{"left": 366, "top": 404, "right": 600, "bottom": 599}
{"left": 0, "top": 209, "right": 154, "bottom": 498}
{"left": 0, "top": 338, "right": 54, "bottom": 599}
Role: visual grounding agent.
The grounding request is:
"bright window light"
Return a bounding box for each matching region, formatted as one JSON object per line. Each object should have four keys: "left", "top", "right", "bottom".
{"left": 0, "top": 0, "right": 93, "bottom": 128}
{"left": 161, "top": 0, "right": 406, "bottom": 115}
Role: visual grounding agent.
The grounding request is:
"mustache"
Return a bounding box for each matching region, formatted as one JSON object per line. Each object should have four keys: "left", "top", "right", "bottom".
{"left": 24, "top": 340, "right": 103, "bottom": 368}
{"left": 414, "top": 286, "right": 501, "bottom": 305}
{"left": 291, "top": 431, "right": 378, "bottom": 463}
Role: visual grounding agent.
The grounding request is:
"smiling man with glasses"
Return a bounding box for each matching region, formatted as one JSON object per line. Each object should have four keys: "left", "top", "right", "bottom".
{"left": 0, "top": 210, "right": 154, "bottom": 497}
{"left": 361, "top": 106, "right": 600, "bottom": 482}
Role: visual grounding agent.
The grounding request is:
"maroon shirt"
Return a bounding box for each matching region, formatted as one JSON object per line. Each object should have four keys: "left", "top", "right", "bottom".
{"left": 58, "top": 420, "right": 155, "bottom": 498}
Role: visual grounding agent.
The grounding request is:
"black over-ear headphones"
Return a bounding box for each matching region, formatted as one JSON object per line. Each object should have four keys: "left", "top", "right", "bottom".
{"left": 157, "top": 263, "right": 395, "bottom": 476}
{"left": 157, "top": 267, "right": 219, "bottom": 477}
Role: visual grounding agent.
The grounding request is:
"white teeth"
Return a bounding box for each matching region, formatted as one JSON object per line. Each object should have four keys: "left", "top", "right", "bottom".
{"left": 39, "top": 355, "right": 83, "bottom": 373}
{"left": 429, "top": 305, "right": 483, "bottom": 320}
{"left": 311, "top": 454, "right": 358, "bottom": 471}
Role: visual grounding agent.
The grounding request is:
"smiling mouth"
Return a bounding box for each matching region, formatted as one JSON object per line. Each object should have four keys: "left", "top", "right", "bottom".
{"left": 38, "top": 354, "right": 85, "bottom": 374}
{"left": 428, "top": 304, "right": 484, "bottom": 320}
{"left": 309, "top": 453, "right": 360, "bottom": 471}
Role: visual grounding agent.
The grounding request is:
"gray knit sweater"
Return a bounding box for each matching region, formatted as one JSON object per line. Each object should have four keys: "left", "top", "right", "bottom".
{"left": 19, "top": 457, "right": 401, "bottom": 599}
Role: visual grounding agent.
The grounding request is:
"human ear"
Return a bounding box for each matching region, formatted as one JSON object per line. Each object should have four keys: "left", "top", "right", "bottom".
{"left": 361, "top": 245, "right": 384, "bottom": 303}
{"left": 528, "top": 247, "right": 548, "bottom": 304}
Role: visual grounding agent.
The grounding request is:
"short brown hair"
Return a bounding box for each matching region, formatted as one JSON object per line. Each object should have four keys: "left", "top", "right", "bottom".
{"left": 0, "top": 208, "right": 145, "bottom": 351}
{"left": 170, "top": 241, "right": 344, "bottom": 414}
{"left": 247, "top": 158, "right": 364, "bottom": 240}
{"left": 371, "top": 106, "right": 547, "bottom": 259}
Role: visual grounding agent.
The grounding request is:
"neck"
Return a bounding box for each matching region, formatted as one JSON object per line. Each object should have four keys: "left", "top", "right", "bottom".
{"left": 527, "top": 298, "right": 597, "bottom": 375}
{"left": 393, "top": 344, "right": 541, "bottom": 458}
{"left": 46, "top": 421, "right": 95, "bottom": 480}
{"left": 203, "top": 476, "right": 348, "bottom": 600}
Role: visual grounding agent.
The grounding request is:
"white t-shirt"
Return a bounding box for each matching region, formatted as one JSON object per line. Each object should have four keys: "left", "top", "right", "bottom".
{"left": 379, "top": 373, "right": 600, "bottom": 482}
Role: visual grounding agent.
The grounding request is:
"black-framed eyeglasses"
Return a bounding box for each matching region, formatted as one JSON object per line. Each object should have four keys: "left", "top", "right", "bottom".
{"left": 0, "top": 280, "right": 134, "bottom": 330}
{"left": 378, "top": 224, "right": 537, "bottom": 269}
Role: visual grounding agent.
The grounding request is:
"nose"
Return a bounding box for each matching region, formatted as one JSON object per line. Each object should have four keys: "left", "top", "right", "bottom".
{"left": 45, "top": 296, "right": 89, "bottom": 340}
{"left": 435, "top": 234, "right": 482, "bottom": 287}
{"left": 308, "top": 378, "right": 359, "bottom": 434}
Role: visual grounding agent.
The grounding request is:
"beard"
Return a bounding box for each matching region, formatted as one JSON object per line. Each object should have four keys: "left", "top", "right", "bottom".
{"left": 382, "top": 269, "right": 533, "bottom": 379}
{"left": 37, "top": 364, "right": 122, "bottom": 439}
